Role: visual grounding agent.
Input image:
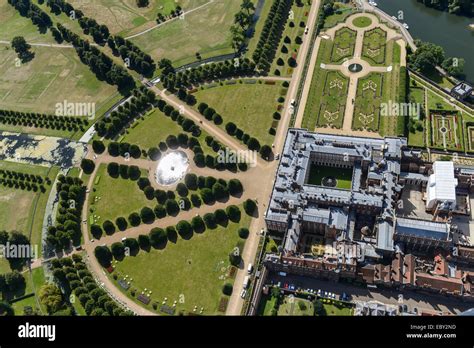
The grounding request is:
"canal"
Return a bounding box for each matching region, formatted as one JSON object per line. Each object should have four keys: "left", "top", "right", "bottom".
{"left": 376, "top": 0, "right": 474, "bottom": 83}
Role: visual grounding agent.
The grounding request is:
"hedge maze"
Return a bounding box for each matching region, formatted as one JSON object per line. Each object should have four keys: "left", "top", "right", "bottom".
{"left": 315, "top": 71, "right": 349, "bottom": 129}
{"left": 330, "top": 27, "right": 356, "bottom": 63}
{"left": 362, "top": 28, "right": 387, "bottom": 65}
{"left": 352, "top": 73, "right": 384, "bottom": 132}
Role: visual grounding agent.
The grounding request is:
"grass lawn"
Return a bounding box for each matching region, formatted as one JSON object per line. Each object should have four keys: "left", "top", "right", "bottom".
{"left": 193, "top": 82, "right": 283, "bottom": 146}
{"left": 322, "top": 302, "right": 353, "bottom": 316}
{"left": 0, "top": 2, "right": 55, "bottom": 43}
{"left": 88, "top": 164, "right": 153, "bottom": 228}
{"left": 427, "top": 90, "right": 457, "bottom": 112}
{"left": 68, "top": 0, "right": 207, "bottom": 36}
{"left": 0, "top": 161, "right": 59, "bottom": 258}
{"left": 122, "top": 108, "right": 215, "bottom": 156}
{"left": 307, "top": 164, "right": 352, "bottom": 189}
{"left": 0, "top": 45, "right": 118, "bottom": 118}
{"left": 131, "top": 0, "right": 240, "bottom": 68}
{"left": 110, "top": 213, "right": 251, "bottom": 315}
{"left": 323, "top": 4, "right": 354, "bottom": 29}
{"left": 269, "top": 1, "right": 311, "bottom": 77}
{"left": 278, "top": 297, "right": 314, "bottom": 316}
{"left": 256, "top": 294, "right": 277, "bottom": 316}
{"left": 352, "top": 16, "right": 372, "bottom": 28}
{"left": 9, "top": 267, "right": 46, "bottom": 315}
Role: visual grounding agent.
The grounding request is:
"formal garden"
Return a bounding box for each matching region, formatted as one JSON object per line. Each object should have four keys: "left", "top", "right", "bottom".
{"left": 361, "top": 27, "right": 387, "bottom": 66}
{"left": 352, "top": 73, "right": 384, "bottom": 132}
{"left": 330, "top": 27, "right": 357, "bottom": 63}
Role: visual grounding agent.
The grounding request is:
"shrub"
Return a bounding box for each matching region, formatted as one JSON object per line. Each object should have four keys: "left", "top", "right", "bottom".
{"left": 128, "top": 212, "right": 141, "bottom": 227}
{"left": 203, "top": 213, "right": 216, "bottom": 229}
{"left": 80, "top": 159, "right": 95, "bottom": 174}
{"left": 226, "top": 205, "right": 241, "bottom": 223}
{"left": 102, "top": 220, "right": 116, "bottom": 235}
{"left": 149, "top": 227, "right": 167, "bottom": 247}
{"left": 243, "top": 199, "right": 257, "bottom": 215}
{"left": 140, "top": 207, "right": 155, "bottom": 224}
{"left": 115, "top": 217, "right": 128, "bottom": 231}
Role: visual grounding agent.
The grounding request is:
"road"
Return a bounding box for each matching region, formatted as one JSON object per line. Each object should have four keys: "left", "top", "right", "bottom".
{"left": 267, "top": 272, "right": 473, "bottom": 315}
{"left": 224, "top": 0, "right": 323, "bottom": 315}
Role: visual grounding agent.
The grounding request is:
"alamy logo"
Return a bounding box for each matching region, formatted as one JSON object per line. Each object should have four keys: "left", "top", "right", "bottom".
{"left": 55, "top": 100, "right": 96, "bottom": 119}
{"left": 0, "top": 242, "right": 38, "bottom": 260}
{"left": 18, "top": 323, "right": 56, "bottom": 341}
{"left": 217, "top": 148, "right": 258, "bottom": 168}
{"left": 380, "top": 100, "right": 421, "bottom": 119}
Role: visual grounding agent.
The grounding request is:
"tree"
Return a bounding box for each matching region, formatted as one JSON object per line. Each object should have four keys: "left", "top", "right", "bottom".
{"left": 148, "top": 147, "right": 161, "bottom": 161}
{"left": 149, "top": 227, "right": 167, "bottom": 247}
{"left": 176, "top": 183, "right": 188, "bottom": 197}
{"left": 107, "top": 162, "right": 119, "bottom": 177}
{"left": 227, "top": 179, "right": 243, "bottom": 196}
{"left": 314, "top": 299, "right": 326, "bottom": 316}
{"left": 247, "top": 137, "right": 261, "bottom": 151}
{"left": 200, "top": 188, "right": 214, "bottom": 204}
{"left": 238, "top": 227, "right": 249, "bottom": 239}
{"left": 214, "top": 209, "right": 228, "bottom": 225}
{"left": 80, "top": 159, "right": 95, "bottom": 174}
{"left": 184, "top": 173, "right": 198, "bottom": 190}
{"left": 38, "top": 284, "right": 64, "bottom": 314}
{"left": 138, "top": 234, "right": 150, "bottom": 250}
{"left": 176, "top": 220, "right": 192, "bottom": 238}
{"left": 111, "top": 242, "right": 125, "bottom": 260}
{"left": 128, "top": 212, "right": 141, "bottom": 227}
{"left": 212, "top": 183, "right": 229, "bottom": 201}
{"left": 226, "top": 205, "right": 241, "bottom": 223}
{"left": 94, "top": 245, "right": 112, "bottom": 267}
{"left": 140, "top": 207, "right": 155, "bottom": 224}
{"left": 128, "top": 165, "right": 141, "bottom": 181}
{"left": 243, "top": 199, "right": 257, "bottom": 215}
{"left": 191, "top": 215, "right": 205, "bottom": 233}
{"left": 11, "top": 36, "right": 34, "bottom": 62}
{"left": 259, "top": 145, "right": 272, "bottom": 160}
{"left": 115, "top": 217, "right": 128, "bottom": 231}
{"left": 165, "top": 199, "right": 180, "bottom": 216}
{"left": 136, "top": 0, "right": 149, "bottom": 8}
{"left": 90, "top": 224, "right": 103, "bottom": 239}
{"left": 92, "top": 140, "right": 105, "bottom": 154}
{"left": 102, "top": 220, "right": 116, "bottom": 235}
{"left": 203, "top": 213, "right": 216, "bottom": 229}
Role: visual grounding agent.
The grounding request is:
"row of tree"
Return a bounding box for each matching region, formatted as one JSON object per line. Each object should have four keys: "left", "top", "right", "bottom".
{"left": 156, "top": 4, "right": 182, "bottom": 23}
{"left": 46, "top": 175, "right": 85, "bottom": 251}
{"left": 161, "top": 58, "right": 256, "bottom": 91}
{"left": 50, "top": 255, "right": 132, "bottom": 315}
{"left": 0, "top": 108, "right": 88, "bottom": 131}
{"left": 94, "top": 87, "right": 156, "bottom": 138}
{"left": 252, "top": 0, "right": 294, "bottom": 73}
{"left": 94, "top": 205, "right": 244, "bottom": 267}
{"left": 8, "top": 0, "right": 52, "bottom": 31}
{"left": 56, "top": 23, "right": 135, "bottom": 94}
{"left": 111, "top": 36, "right": 156, "bottom": 77}
{"left": 408, "top": 39, "right": 466, "bottom": 79}
{"left": 230, "top": 0, "right": 256, "bottom": 52}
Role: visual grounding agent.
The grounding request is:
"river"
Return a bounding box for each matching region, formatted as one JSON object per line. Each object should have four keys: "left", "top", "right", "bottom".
{"left": 376, "top": 0, "right": 474, "bottom": 83}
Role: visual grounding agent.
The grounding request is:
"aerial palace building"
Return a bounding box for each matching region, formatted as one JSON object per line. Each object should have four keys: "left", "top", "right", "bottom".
{"left": 263, "top": 129, "right": 474, "bottom": 299}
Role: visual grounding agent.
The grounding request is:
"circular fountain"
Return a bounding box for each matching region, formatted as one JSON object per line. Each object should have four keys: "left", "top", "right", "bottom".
{"left": 348, "top": 63, "right": 363, "bottom": 73}
{"left": 155, "top": 151, "right": 189, "bottom": 186}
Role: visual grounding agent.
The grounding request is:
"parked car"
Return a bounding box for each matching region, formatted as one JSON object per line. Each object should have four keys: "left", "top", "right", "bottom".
{"left": 240, "top": 289, "right": 247, "bottom": 299}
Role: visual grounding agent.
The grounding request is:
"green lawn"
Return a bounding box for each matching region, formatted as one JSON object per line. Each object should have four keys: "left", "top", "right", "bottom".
{"left": 427, "top": 90, "right": 457, "bottom": 111}
{"left": 68, "top": 0, "right": 206, "bottom": 37}
{"left": 0, "top": 161, "right": 58, "bottom": 258}
{"left": 352, "top": 16, "right": 372, "bottom": 28}
{"left": 256, "top": 294, "right": 277, "bottom": 316}
{"left": 9, "top": 267, "right": 46, "bottom": 315}
{"left": 110, "top": 213, "right": 251, "bottom": 315}
{"left": 323, "top": 4, "right": 354, "bottom": 29}
{"left": 307, "top": 164, "right": 352, "bottom": 189}
{"left": 193, "top": 82, "right": 283, "bottom": 146}
{"left": 122, "top": 108, "right": 215, "bottom": 156}
{"left": 131, "top": 0, "right": 240, "bottom": 68}
{"left": 269, "top": 1, "right": 311, "bottom": 77}
{"left": 278, "top": 297, "right": 314, "bottom": 316}
{"left": 88, "top": 164, "right": 153, "bottom": 228}
{"left": 322, "top": 302, "right": 353, "bottom": 316}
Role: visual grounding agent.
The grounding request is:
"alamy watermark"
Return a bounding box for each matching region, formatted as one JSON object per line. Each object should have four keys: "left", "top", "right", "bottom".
{"left": 216, "top": 148, "right": 258, "bottom": 168}
{"left": 55, "top": 100, "right": 96, "bottom": 120}
{"left": 381, "top": 100, "right": 421, "bottom": 119}
{"left": 0, "top": 242, "right": 38, "bottom": 260}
